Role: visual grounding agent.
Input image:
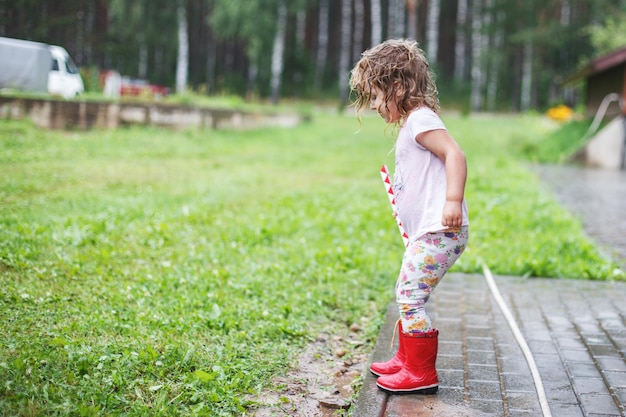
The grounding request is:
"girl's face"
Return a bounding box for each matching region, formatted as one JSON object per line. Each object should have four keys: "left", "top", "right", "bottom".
{"left": 369, "top": 86, "right": 400, "bottom": 123}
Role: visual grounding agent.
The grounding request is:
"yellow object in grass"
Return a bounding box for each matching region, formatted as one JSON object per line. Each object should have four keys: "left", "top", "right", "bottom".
{"left": 546, "top": 104, "right": 574, "bottom": 122}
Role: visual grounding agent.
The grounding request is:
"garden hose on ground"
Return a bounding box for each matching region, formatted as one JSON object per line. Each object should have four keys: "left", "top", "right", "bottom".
{"left": 482, "top": 263, "right": 552, "bottom": 417}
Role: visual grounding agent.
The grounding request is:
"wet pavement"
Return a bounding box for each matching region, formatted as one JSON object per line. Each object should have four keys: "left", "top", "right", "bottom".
{"left": 354, "top": 165, "right": 626, "bottom": 416}
{"left": 535, "top": 165, "right": 626, "bottom": 269}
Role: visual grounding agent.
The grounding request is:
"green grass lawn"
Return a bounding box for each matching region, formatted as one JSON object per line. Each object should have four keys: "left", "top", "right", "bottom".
{"left": 0, "top": 112, "right": 623, "bottom": 416}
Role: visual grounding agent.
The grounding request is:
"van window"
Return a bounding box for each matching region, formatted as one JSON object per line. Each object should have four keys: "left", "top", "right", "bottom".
{"left": 65, "top": 56, "right": 79, "bottom": 74}
{"left": 51, "top": 59, "right": 59, "bottom": 72}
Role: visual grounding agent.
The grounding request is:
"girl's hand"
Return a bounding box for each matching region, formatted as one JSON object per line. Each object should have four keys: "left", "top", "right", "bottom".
{"left": 442, "top": 200, "right": 463, "bottom": 228}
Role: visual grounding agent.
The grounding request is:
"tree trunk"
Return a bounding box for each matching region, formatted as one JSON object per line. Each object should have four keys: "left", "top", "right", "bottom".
{"left": 470, "top": 0, "right": 484, "bottom": 111}
{"left": 138, "top": 35, "right": 148, "bottom": 79}
{"left": 388, "top": 0, "right": 405, "bottom": 38}
{"left": 437, "top": 0, "right": 458, "bottom": 80}
{"left": 338, "top": 0, "right": 352, "bottom": 106}
{"left": 559, "top": 0, "right": 573, "bottom": 105}
{"left": 520, "top": 40, "right": 533, "bottom": 111}
{"left": 175, "top": 0, "right": 189, "bottom": 94}
{"left": 353, "top": 0, "right": 365, "bottom": 62}
{"left": 426, "top": 0, "right": 440, "bottom": 62}
{"left": 371, "top": 0, "right": 383, "bottom": 46}
{"left": 314, "top": 0, "right": 329, "bottom": 92}
{"left": 407, "top": 0, "right": 418, "bottom": 41}
{"left": 296, "top": 10, "right": 306, "bottom": 44}
{"left": 486, "top": 0, "right": 502, "bottom": 111}
{"left": 270, "top": 2, "right": 287, "bottom": 104}
{"left": 246, "top": 64, "right": 258, "bottom": 99}
{"left": 205, "top": 36, "right": 215, "bottom": 94}
{"left": 454, "top": 0, "right": 468, "bottom": 81}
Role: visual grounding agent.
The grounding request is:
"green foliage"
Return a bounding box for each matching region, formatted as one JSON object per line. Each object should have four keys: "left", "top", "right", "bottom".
{"left": 107, "top": 0, "right": 179, "bottom": 84}
{"left": 515, "top": 118, "right": 591, "bottom": 163}
{"left": 585, "top": 11, "right": 626, "bottom": 55}
{"left": 0, "top": 113, "right": 623, "bottom": 415}
{"left": 209, "top": 0, "right": 279, "bottom": 63}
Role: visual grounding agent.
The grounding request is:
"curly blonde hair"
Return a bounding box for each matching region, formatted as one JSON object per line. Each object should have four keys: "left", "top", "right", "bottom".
{"left": 349, "top": 39, "right": 439, "bottom": 125}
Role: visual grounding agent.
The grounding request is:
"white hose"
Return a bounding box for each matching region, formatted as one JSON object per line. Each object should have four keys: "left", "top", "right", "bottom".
{"left": 482, "top": 263, "right": 552, "bottom": 417}
{"left": 584, "top": 92, "right": 620, "bottom": 139}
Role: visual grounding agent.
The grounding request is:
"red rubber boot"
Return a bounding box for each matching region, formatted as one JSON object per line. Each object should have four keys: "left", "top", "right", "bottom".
{"left": 370, "top": 320, "right": 405, "bottom": 377}
{"left": 376, "top": 329, "right": 439, "bottom": 394}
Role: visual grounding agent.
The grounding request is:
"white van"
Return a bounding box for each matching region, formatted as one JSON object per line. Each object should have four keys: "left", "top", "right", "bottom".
{"left": 48, "top": 45, "right": 84, "bottom": 98}
{"left": 0, "top": 37, "right": 84, "bottom": 98}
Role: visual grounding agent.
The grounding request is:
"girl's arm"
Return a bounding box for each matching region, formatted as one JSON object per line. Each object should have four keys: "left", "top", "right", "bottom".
{"left": 415, "top": 129, "right": 467, "bottom": 228}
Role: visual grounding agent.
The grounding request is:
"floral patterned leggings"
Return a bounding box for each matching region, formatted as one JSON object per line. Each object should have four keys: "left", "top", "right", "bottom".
{"left": 396, "top": 226, "right": 469, "bottom": 334}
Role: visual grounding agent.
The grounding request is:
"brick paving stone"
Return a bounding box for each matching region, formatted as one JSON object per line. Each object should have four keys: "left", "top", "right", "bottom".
{"left": 502, "top": 373, "right": 538, "bottom": 392}
{"left": 439, "top": 368, "right": 464, "bottom": 387}
{"left": 579, "top": 393, "right": 622, "bottom": 415}
{"left": 562, "top": 348, "right": 594, "bottom": 362}
{"left": 569, "top": 361, "right": 605, "bottom": 378}
{"left": 550, "top": 403, "right": 586, "bottom": 417}
{"left": 467, "top": 349, "right": 497, "bottom": 366}
{"left": 385, "top": 392, "right": 472, "bottom": 417}
{"left": 506, "top": 390, "right": 542, "bottom": 411}
{"left": 470, "top": 399, "right": 505, "bottom": 415}
{"left": 597, "top": 357, "right": 626, "bottom": 372}
{"left": 604, "top": 371, "right": 626, "bottom": 387}
{"left": 573, "top": 377, "right": 611, "bottom": 395}
{"left": 467, "top": 364, "right": 499, "bottom": 381}
{"left": 438, "top": 353, "right": 464, "bottom": 370}
{"left": 537, "top": 366, "right": 570, "bottom": 383}
{"left": 498, "top": 355, "right": 534, "bottom": 374}
{"left": 468, "top": 380, "right": 501, "bottom": 400}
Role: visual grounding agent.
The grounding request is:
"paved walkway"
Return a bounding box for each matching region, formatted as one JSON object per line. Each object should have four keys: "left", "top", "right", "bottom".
{"left": 354, "top": 165, "right": 626, "bottom": 416}
{"left": 535, "top": 165, "right": 626, "bottom": 269}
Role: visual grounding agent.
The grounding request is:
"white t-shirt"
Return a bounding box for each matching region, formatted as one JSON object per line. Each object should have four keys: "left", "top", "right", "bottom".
{"left": 393, "top": 107, "right": 469, "bottom": 240}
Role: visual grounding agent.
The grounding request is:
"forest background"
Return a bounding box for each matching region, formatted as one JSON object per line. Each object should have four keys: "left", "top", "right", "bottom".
{"left": 1, "top": 0, "right": 626, "bottom": 111}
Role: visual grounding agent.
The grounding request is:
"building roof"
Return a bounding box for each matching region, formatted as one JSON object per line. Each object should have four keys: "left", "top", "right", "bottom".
{"left": 563, "top": 45, "right": 626, "bottom": 85}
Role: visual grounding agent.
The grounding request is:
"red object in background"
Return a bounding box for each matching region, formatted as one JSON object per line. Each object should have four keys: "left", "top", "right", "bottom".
{"left": 120, "top": 77, "right": 170, "bottom": 97}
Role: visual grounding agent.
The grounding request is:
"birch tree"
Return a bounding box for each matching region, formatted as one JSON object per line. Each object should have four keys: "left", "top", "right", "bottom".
{"left": 470, "top": 0, "right": 485, "bottom": 111}
{"left": 454, "top": 0, "right": 468, "bottom": 81}
{"left": 175, "top": 0, "right": 188, "bottom": 94}
{"left": 314, "top": 0, "right": 329, "bottom": 92}
{"left": 353, "top": 0, "right": 365, "bottom": 63}
{"left": 270, "top": 1, "right": 287, "bottom": 104}
{"left": 486, "top": 0, "right": 503, "bottom": 111}
{"left": 338, "top": 0, "right": 352, "bottom": 106}
{"left": 426, "top": 0, "right": 440, "bottom": 62}
{"left": 388, "top": 0, "right": 405, "bottom": 38}
{"left": 556, "top": 0, "right": 571, "bottom": 104}
{"left": 138, "top": 33, "right": 148, "bottom": 79}
{"left": 371, "top": 0, "right": 383, "bottom": 46}
{"left": 520, "top": 41, "right": 533, "bottom": 111}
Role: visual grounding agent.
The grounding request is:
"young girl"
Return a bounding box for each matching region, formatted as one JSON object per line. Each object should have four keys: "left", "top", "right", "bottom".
{"left": 349, "top": 39, "right": 469, "bottom": 394}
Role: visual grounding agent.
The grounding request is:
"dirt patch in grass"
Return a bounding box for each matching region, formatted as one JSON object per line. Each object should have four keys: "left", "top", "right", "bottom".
{"left": 246, "top": 324, "right": 371, "bottom": 416}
